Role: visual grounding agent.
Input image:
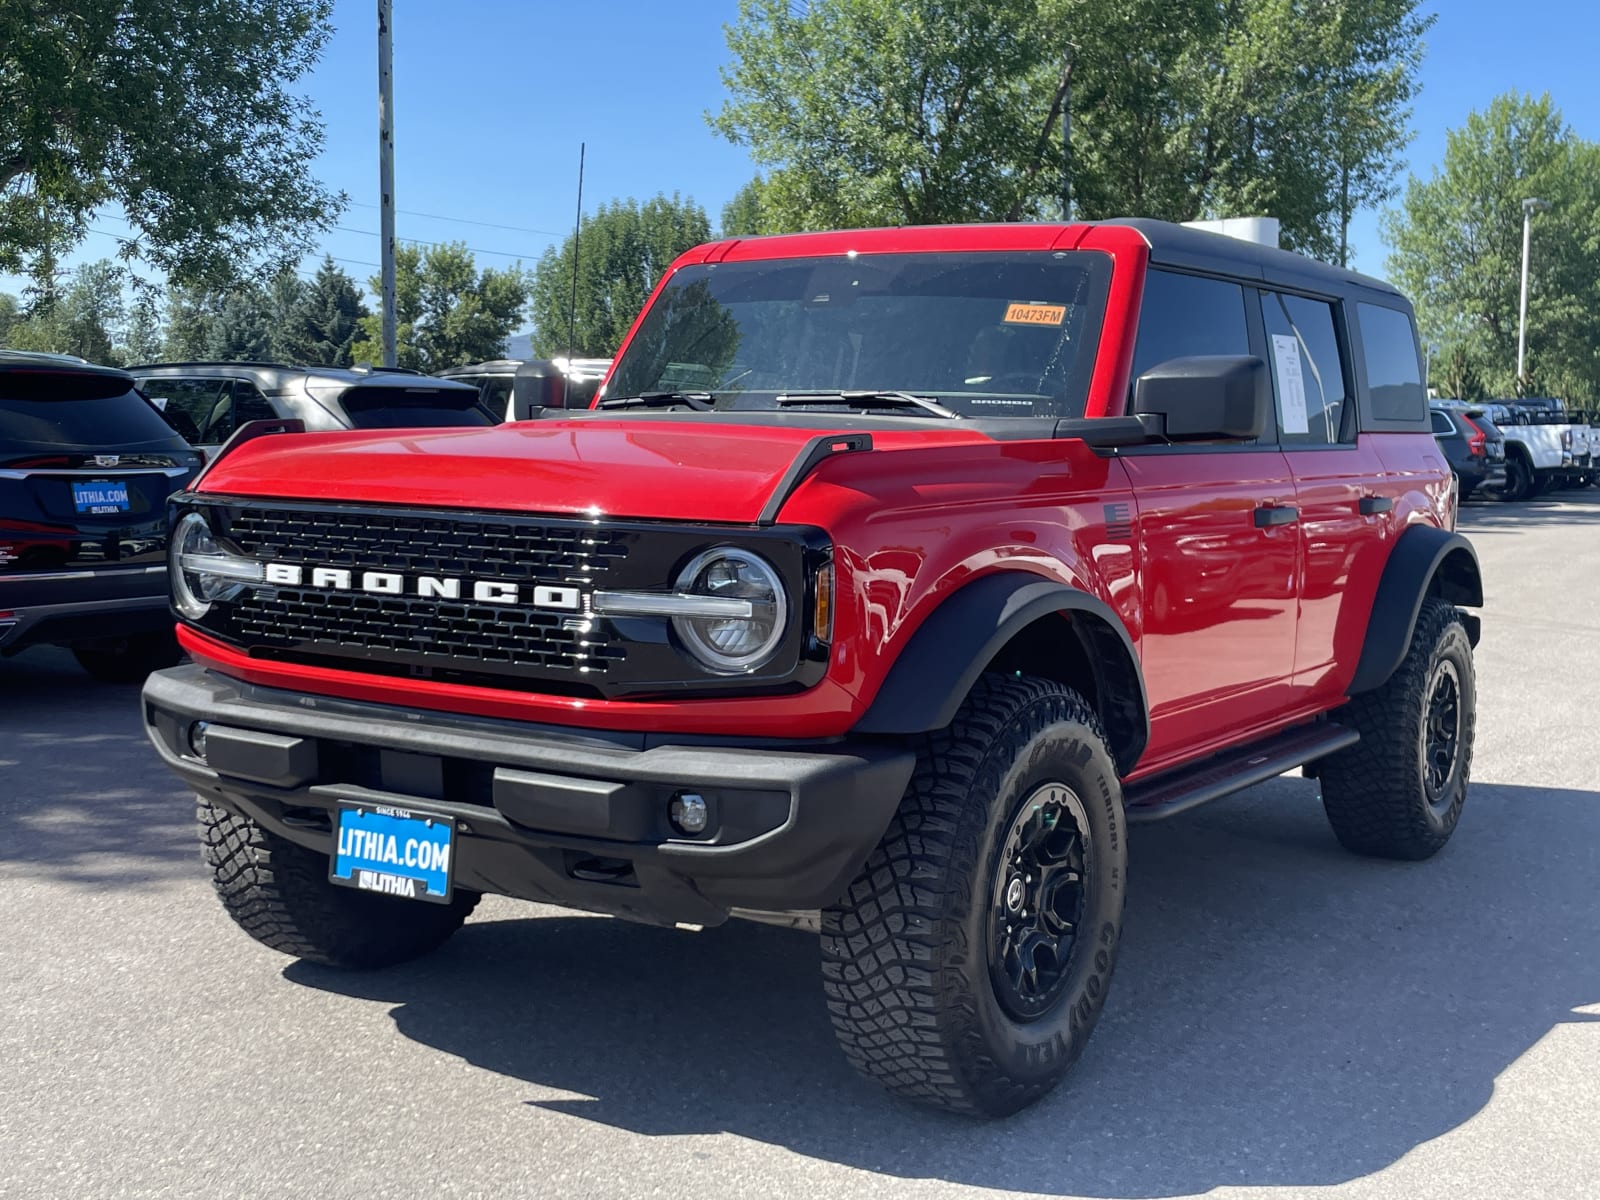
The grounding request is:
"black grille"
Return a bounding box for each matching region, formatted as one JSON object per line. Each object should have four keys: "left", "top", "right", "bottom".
{"left": 219, "top": 505, "right": 631, "bottom": 680}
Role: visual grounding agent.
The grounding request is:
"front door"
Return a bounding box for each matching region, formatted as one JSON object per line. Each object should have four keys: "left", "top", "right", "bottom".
{"left": 1119, "top": 269, "right": 1302, "bottom": 772}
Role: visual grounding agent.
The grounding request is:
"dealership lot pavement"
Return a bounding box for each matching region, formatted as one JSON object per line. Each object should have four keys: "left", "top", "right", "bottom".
{"left": 3, "top": 492, "right": 1599, "bottom": 1200}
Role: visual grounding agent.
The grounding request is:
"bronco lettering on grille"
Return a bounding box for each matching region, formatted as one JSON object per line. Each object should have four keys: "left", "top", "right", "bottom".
{"left": 263, "top": 562, "right": 584, "bottom": 611}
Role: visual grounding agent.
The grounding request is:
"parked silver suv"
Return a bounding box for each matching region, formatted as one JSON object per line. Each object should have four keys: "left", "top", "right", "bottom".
{"left": 130, "top": 362, "right": 497, "bottom": 453}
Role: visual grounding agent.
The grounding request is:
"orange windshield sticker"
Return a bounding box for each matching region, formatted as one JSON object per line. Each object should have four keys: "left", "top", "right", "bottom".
{"left": 1003, "top": 302, "right": 1067, "bottom": 326}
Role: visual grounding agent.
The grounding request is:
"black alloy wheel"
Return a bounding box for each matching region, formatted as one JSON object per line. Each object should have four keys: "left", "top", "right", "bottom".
{"left": 988, "top": 783, "right": 1090, "bottom": 1021}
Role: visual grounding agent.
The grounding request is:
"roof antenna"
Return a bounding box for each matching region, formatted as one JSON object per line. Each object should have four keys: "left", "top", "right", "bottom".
{"left": 566, "top": 142, "right": 585, "bottom": 370}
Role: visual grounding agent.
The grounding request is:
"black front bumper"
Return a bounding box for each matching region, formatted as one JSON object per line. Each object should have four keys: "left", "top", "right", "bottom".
{"left": 141, "top": 666, "right": 915, "bottom": 927}
{"left": 0, "top": 566, "right": 172, "bottom": 654}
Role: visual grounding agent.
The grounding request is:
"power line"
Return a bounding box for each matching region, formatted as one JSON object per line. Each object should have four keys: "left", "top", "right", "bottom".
{"left": 347, "top": 200, "right": 563, "bottom": 238}
{"left": 332, "top": 224, "right": 541, "bottom": 261}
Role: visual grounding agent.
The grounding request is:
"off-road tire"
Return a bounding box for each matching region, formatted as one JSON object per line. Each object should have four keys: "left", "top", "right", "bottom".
{"left": 821, "top": 675, "right": 1126, "bottom": 1117}
{"left": 71, "top": 630, "right": 181, "bottom": 683}
{"left": 198, "top": 796, "right": 479, "bottom": 968}
{"left": 1499, "top": 451, "right": 1533, "bottom": 502}
{"left": 1317, "top": 599, "right": 1475, "bottom": 860}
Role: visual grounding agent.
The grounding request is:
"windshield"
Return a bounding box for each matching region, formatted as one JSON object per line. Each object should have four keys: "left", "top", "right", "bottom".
{"left": 603, "top": 251, "right": 1112, "bottom": 419}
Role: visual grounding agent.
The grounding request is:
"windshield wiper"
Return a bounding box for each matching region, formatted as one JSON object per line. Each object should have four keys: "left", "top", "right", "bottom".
{"left": 598, "top": 391, "right": 716, "bottom": 411}
{"left": 774, "top": 390, "right": 960, "bottom": 419}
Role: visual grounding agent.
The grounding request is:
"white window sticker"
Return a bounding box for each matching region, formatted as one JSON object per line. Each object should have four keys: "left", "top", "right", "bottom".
{"left": 1271, "top": 334, "right": 1310, "bottom": 435}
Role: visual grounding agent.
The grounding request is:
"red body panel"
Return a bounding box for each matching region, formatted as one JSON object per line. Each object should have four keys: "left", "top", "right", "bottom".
{"left": 182, "top": 221, "right": 1455, "bottom": 778}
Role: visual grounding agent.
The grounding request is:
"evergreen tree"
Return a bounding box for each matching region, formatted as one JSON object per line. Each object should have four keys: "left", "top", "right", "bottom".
{"left": 286, "top": 256, "right": 369, "bottom": 366}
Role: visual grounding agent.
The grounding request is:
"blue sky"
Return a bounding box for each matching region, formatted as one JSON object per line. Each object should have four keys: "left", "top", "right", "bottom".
{"left": 6, "top": 0, "right": 1598, "bottom": 310}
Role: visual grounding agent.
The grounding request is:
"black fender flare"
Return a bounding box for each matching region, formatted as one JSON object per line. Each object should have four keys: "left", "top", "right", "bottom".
{"left": 1348, "top": 525, "right": 1483, "bottom": 695}
{"left": 853, "top": 574, "right": 1150, "bottom": 775}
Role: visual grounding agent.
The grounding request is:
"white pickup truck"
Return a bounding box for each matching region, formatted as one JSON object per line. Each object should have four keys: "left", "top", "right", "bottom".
{"left": 1482, "top": 400, "right": 1594, "bottom": 499}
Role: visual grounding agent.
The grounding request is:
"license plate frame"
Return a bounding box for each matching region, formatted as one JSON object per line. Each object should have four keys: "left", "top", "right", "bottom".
{"left": 71, "top": 479, "right": 131, "bottom": 515}
{"left": 329, "top": 800, "right": 456, "bottom": 905}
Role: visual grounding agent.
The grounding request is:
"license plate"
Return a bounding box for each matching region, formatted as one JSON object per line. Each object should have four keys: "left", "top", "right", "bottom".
{"left": 72, "top": 480, "right": 130, "bottom": 514}
{"left": 330, "top": 801, "right": 454, "bottom": 904}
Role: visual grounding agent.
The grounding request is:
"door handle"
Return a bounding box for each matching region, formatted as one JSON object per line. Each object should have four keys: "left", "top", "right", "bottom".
{"left": 1253, "top": 505, "right": 1299, "bottom": 528}
{"left": 1358, "top": 495, "right": 1393, "bottom": 515}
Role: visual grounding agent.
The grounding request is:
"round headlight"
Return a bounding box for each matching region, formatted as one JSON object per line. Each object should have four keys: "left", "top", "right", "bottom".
{"left": 672, "top": 548, "right": 788, "bottom": 673}
{"left": 171, "top": 513, "right": 217, "bottom": 619}
{"left": 169, "top": 511, "right": 263, "bottom": 619}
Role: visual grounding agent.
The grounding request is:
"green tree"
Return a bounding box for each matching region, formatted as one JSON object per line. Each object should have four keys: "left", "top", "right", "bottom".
{"left": 0, "top": 1, "right": 342, "bottom": 288}
{"left": 529, "top": 194, "right": 712, "bottom": 358}
{"left": 351, "top": 243, "right": 530, "bottom": 372}
{"left": 162, "top": 283, "right": 221, "bottom": 360}
{"left": 0, "top": 291, "right": 20, "bottom": 344}
{"left": 711, "top": 0, "right": 1431, "bottom": 259}
{"left": 1384, "top": 92, "right": 1600, "bottom": 404}
{"left": 121, "top": 294, "right": 163, "bottom": 364}
{"left": 2, "top": 258, "right": 125, "bottom": 362}
{"left": 720, "top": 177, "right": 771, "bottom": 237}
{"left": 284, "top": 256, "right": 369, "bottom": 366}
{"left": 205, "top": 286, "right": 272, "bottom": 361}
{"left": 263, "top": 271, "right": 308, "bottom": 363}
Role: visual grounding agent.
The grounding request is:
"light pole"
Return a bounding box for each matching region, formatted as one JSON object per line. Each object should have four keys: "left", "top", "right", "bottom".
{"left": 1517, "top": 197, "right": 1551, "bottom": 388}
{"left": 377, "top": 0, "right": 396, "bottom": 369}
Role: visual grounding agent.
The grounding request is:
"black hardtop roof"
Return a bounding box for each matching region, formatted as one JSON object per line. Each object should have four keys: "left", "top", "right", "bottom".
{"left": 0, "top": 349, "right": 133, "bottom": 378}
{"left": 1101, "top": 218, "right": 1403, "bottom": 300}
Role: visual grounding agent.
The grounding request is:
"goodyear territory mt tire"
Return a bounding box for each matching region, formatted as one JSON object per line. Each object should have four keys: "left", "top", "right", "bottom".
{"left": 198, "top": 796, "right": 479, "bottom": 968}
{"left": 1318, "top": 599, "right": 1476, "bottom": 860}
{"left": 822, "top": 674, "right": 1126, "bottom": 1117}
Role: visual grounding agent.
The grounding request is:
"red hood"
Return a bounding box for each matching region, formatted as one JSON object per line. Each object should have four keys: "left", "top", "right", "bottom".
{"left": 194, "top": 418, "right": 992, "bottom": 524}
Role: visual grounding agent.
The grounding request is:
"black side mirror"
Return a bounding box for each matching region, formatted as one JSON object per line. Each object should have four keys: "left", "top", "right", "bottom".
{"left": 511, "top": 360, "right": 568, "bottom": 418}
{"left": 1132, "top": 355, "right": 1271, "bottom": 442}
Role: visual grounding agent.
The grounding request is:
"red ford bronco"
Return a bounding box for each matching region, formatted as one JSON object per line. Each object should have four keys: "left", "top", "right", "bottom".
{"left": 142, "top": 219, "right": 1481, "bottom": 1116}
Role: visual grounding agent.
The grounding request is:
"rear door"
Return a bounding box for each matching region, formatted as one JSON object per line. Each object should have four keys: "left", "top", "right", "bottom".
{"left": 1119, "top": 269, "right": 1301, "bottom": 768}
{"left": 1257, "top": 289, "right": 1393, "bottom": 706}
{"left": 0, "top": 367, "right": 202, "bottom": 576}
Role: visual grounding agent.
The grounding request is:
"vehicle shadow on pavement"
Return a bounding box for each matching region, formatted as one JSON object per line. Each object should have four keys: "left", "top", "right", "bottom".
{"left": 0, "top": 648, "right": 194, "bottom": 886}
{"left": 1459, "top": 490, "right": 1600, "bottom": 530}
{"left": 287, "top": 775, "right": 1600, "bottom": 1198}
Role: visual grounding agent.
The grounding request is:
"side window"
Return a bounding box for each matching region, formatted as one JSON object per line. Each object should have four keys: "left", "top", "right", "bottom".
{"left": 1260, "top": 291, "right": 1351, "bottom": 445}
{"left": 1430, "top": 411, "right": 1456, "bottom": 436}
{"left": 231, "top": 381, "right": 277, "bottom": 427}
{"left": 1130, "top": 270, "right": 1251, "bottom": 381}
{"left": 136, "top": 377, "right": 226, "bottom": 444}
{"left": 481, "top": 377, "right": 513, "bottom": 417}
{"left": 1358, "top": 303, "right": 1425, "bottom": 422}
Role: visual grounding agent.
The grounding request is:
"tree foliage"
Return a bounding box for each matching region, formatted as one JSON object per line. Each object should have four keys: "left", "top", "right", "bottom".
{"left": 1384, "top": 92, "right": 1600, "bottom": 404}
{"left": 2, "top": 258, "right": 124, "bottom": 362}
{"left": 720, "top": 178, "right": 771, "bottom": 237}
{"left": 711, "top": 0, "right": 1431, "bottom": 259}
{"left": 285, "top": 256, "right": 369, "bottom": 366}
{"left": 351, "top": 243, "right": 530, "bottom": 372}
{"left": 530, "top": 194, "right": 712, "bottom": 358}
{"left": 0, "top": 0, "right": 342, "bottom": 287}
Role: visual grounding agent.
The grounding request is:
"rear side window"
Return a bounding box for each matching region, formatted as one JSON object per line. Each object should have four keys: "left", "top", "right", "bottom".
{"left": 1358, "top": 304, "right": 1425, "bottom": 422}
{"left": 1130, "top": 270, "right": 1251, "bottom": 381}
{"left": 336, "top": 386, "right": 501, "bottom": 429}
{"left": 1430, "top": 411, "right": 1456, "bottom": 435}
{"left": 1, "top": 370, "right": 186, "bottom": 454}
{"left": 1260, "top": 292, "right": 1350, "bottom": 445}
{"left": 138, "top": 377, "right": 229, "bottom": 442}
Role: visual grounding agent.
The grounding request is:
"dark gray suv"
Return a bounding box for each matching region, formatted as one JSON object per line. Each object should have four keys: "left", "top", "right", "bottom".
{"left": 130, "top": 362, "right": 497, "bottom": 453}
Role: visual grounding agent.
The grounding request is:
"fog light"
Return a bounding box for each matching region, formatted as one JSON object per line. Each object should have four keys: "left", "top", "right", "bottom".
{"left": 669, "top": 792, "right": 709, "bottom": 835}
{"left": 188, "top": 721, "right": 211, "bottom": 760}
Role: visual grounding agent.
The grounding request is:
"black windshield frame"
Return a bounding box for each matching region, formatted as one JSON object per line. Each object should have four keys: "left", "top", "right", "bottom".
{"left": 603, "top": 250, "right": 1113, "bottom": 421}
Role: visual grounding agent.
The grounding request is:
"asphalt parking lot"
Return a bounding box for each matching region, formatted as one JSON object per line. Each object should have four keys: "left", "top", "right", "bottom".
{"left": 3, "top": 492, "right": 1598, "bottom": 1200}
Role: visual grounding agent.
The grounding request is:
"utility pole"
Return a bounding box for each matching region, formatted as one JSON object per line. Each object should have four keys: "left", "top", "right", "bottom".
{"left": 1516, "top": 197, "right": 1551, "bottom": 388}
{"left": 1060, "top": 46, "right": 1075, "bottom": 222}
{"left": 377, "top": 0, "right": 397, "bottom": 368}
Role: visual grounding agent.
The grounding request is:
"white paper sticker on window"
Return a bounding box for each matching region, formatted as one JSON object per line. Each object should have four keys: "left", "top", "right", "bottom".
{"left": 1271, "top": 334, "right": 1310, "bottom": 435}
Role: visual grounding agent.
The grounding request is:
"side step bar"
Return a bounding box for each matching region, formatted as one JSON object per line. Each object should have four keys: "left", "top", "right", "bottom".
{"left": 1123, "top": 722, "right": 1359, "bottom": 824}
